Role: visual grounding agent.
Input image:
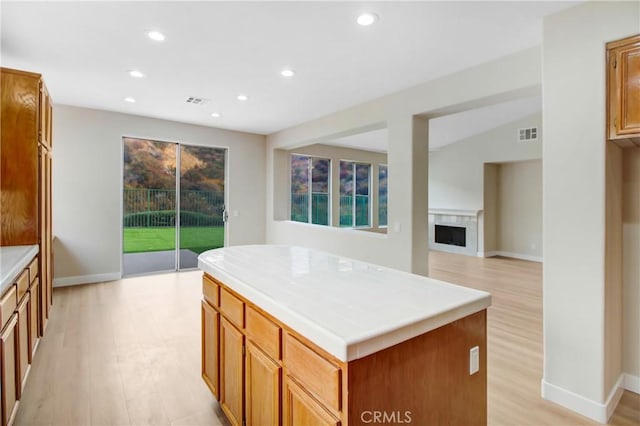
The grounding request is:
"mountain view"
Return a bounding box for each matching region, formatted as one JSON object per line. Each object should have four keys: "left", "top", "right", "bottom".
{"left": 123, "top": 138, "right": 225, "bottom": 191}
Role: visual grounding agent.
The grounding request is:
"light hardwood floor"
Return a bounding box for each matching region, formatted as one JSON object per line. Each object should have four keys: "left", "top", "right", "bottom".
{"left": 15, "top": 271, "right": 228, "bottom": 426}
{"left": 428, "top": 251, "right": 639, "bottom": 426}
{"left": 14, "top": 252, "right": 639, "bottom": 426}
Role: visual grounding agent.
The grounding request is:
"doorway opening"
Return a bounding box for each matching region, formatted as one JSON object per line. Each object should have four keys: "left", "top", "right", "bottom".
{"left": 122, "top": 137, "right": 227, "bottom": 276}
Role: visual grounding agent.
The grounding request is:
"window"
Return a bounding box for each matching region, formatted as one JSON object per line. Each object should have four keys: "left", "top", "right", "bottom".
{"left": 378, "top": 164, "right": 388, "bottom": 227}
{"left": 290, "top": 155, "right": 330, "bottom": 225}
{"left": 340, "top": 161, "right": 370, "bottom": 227}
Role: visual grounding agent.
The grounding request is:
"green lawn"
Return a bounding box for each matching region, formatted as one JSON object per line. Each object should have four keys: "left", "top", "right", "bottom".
{"left": 124, "top": 227, "right": 224, "bottom": 254}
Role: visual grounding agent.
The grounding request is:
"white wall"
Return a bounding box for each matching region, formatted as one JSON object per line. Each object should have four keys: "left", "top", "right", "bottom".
{"left": 623, "top": 148, "right": 640, "bottom": 389}
{"left": 496, "top": 160, "right": 543, "bottom": 260}
{"left": 428, "top": 113, "right": 542, "bottom": 260}
{"left": 542, "top": 1, "right": 639, "bottom": 422}
{"left": 266, "top": 47, "right": 541, "bottom": 274}
{"left": 429, "top": 113, "right": 542, "bottom": 211}
{"left": 52, "top": 105, "right": 266, "bottom": 285}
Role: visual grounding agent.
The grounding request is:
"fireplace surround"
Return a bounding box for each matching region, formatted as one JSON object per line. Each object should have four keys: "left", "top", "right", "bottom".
{"left": 429, "top": 209, "right": 481, "bottom": 256}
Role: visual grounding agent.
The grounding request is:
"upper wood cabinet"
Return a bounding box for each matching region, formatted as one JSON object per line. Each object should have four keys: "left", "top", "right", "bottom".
{"left": 607, "top": 34, "right": 640, "bottom": 146}
{"left": 39, "top": 83, "right": 53, "bottom": 150}
{"left": 0, "top": 67, "right": 54, "bottom": 335}
{"left": 1, "top": 68, "right": 41, "bottom": 245}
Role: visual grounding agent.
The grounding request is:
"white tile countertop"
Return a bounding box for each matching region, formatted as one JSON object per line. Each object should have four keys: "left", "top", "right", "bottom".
{"left": 0, "top": 245, "right": 39, "bottom": 294}
{"left": 198, "top": 245, "right": 491, "bottom": 362}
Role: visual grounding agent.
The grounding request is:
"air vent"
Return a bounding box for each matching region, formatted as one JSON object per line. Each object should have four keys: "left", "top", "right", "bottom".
{"left": 185, "top": 97, "right": 210, "bottom": 105}
{"left": 518, "top": 127, "right": 538, "bottom": 142}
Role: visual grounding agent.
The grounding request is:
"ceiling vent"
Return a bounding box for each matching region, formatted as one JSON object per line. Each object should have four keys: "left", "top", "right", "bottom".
{"left": 518, "top": 127, "right": 538, "bottom": 142}
{"left": 185, "top": 97, "right": 210, "bottom": 106}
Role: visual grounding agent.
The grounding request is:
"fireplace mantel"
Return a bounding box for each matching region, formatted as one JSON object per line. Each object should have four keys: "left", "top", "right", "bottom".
{"left": 429, "top": 209, "right": 482, "bottom": 217}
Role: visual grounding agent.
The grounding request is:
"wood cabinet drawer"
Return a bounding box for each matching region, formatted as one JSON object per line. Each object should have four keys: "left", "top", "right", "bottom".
{"left": 284, "top": 333, "right": 341, "bottom": 412}
{"left": 28, "top": 257, "right": 38, "bottom": 284}
{"left": 203, "top": 275, "right": 219, "bottom": 307}
{"left": 220, "top": 287, "right": 244, "bottom": 328}
{"left": 16, "top": 269, "right": 29, "bottom": 302}
{"left": 0, "top": 285, "right": 17, "bottom": 329}
{"left": 246, "top": 305, "right": 281, "bottom": 360}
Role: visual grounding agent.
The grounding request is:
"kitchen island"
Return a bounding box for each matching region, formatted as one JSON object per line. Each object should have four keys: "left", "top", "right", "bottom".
{"left": 199, "top": 245, "right": 491, "bottom": 426}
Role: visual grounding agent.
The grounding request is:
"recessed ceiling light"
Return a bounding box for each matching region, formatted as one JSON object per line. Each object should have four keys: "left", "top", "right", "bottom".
{"left": 237, "top": 94, "right": 248, "bottom": 101}
{"left": 129, "top": 70, "right": 144, "bottom": 78}
{"left": 211, "top": 112, "right": 221, "bottom": 118}
{"left": 147, "top": 30, "right": 166, "bottom": 41}
{"left": 124, "top": 97, "right": 136, "bottom": 103}
{"left": 357, "top": 13, "right": 378, "bottom": 26}
{"left": 281, "top": 69, "right": 295, "bottom": 77}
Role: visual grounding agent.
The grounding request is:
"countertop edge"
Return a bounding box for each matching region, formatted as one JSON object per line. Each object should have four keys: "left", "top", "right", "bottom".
{"left": 0, "top": 245, "right": 39, "bottom": 294}
{"left": 199, "top": 253, "right": 491, "bottom": 363}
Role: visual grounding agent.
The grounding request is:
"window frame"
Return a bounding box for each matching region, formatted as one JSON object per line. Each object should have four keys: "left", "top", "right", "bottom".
{"left": 289, "top": 154, "right": 331, "bottom": 226}
{"left": 339, "top": 160, "right": 372, "bottom": 228}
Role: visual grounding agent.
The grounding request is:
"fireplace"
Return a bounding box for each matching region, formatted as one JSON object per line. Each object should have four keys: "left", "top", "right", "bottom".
{"left": 435, "top": 225, "right": 466, "bottom": 247}
{"left": 429, "top": 209, "right": 481, "bottom": 257}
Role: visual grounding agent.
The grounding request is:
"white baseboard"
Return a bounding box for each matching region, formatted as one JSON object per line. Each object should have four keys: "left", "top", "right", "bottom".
{"left": 624, "top": 374, "right": 640, "bottom": 394}
{"left": 53, "top": 272, "right": 121, "bottom": 287}
{"left": 484, "top": 250, "right": 542, "bottom": 262}
{"left": 541, "top": 375, "right": 624, "bottom": 423}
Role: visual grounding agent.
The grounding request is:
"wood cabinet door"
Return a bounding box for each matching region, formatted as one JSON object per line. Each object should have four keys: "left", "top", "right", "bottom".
{"left": 0, "top": 69, "right": 39, "bottom": 246}
{"left": 38, "top": 147, "right": 52, "bottom": 335}
{"left": 1, "top": 314, "right": 18, "bottom": 426}
{"left": 245, "top": 341, "right": 280, "bottom": 426}
{"left": 39, "top": 82, "right": 52, "bottom": 150}
{"left": 201, "top": 300, "right": 219, "bottom": 399}
{"left": 608, "top": 34, "right": 640, "bottom": 140}
{"left": 283, "top": 376, "right": 340, "bottom": 426}
{"left": 220, "top": 316, "right": 244, "bottom": 426}
{"left": 28, "top": 282, "right": 40, "bottom": 362}
{"left": 46, "top": 150, "right": 52, "bottom": 310}
{"left": 16, "top": 294, "right": 29, "bottom": 399}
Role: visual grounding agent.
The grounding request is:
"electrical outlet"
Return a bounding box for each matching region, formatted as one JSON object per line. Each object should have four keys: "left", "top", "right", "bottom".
{"left": 469, "top": 346, "right": 479, "bottom": 375}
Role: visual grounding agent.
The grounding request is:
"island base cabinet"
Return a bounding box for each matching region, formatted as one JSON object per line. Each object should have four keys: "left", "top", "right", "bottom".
{"left": 220, "top": 317, "right": 244, "bottom": 426}
{"left": 284, "top": 376, "right": 341, "bottom": 426}
{"left": 347, "top": 310, "right": 487, "bottom": 426}
{"left": 245, "top": 341, "right": 280, "bottom": 426}
{"left": 1, "top": 315, "right": 18, "bottom": 426}
{"left": 202, "top": 272, "right": 488, "bottom": 426}
{"left": 201, "top": 301, "right": 219, "bottom": 399}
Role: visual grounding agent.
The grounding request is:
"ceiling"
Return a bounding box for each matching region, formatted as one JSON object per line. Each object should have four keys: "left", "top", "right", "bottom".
{"left": 1, "top": 2, "right": 573, "bottom": 136}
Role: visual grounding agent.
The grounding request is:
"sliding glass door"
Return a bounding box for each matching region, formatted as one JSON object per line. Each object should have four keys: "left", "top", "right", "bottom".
{"left": 179, "top": 144, "right": 226, "bottom": 269}
{"left": 122, "top": 137, "right": 226, "bottom": 276}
